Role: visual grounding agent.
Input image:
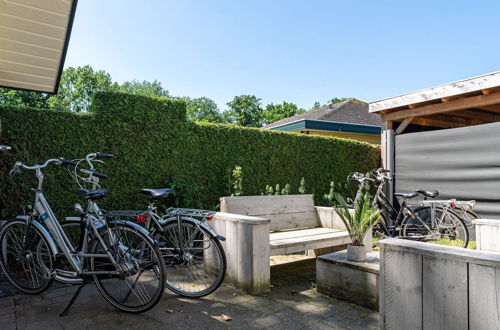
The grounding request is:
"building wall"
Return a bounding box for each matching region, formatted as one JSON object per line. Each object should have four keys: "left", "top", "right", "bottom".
{"left": 298, "top": 129, "right": 381, "bottom": 144}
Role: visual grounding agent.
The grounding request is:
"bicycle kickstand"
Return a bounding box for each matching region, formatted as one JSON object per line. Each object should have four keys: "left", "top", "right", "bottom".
{"left": 58, "top": 279, "right": 88, "bottom": 317}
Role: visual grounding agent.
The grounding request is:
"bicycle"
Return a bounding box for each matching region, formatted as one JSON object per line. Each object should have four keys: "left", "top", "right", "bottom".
{"left": 0, "top": 155, "right": 166, "bottom": 315}
{"left": 61, "top": 153, "right": 227, "bottom": 298}
{"left": 348, "top": 168, "right": 469, "bottom": 248}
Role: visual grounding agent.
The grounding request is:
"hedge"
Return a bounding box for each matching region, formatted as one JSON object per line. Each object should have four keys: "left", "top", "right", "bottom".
{"left": 0, "top": 92, "right": 379, "bottom": 217}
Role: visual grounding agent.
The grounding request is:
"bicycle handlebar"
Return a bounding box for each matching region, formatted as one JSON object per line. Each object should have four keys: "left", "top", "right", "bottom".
{"left": 96, "top": 152, "right": 114, "bottom": 159}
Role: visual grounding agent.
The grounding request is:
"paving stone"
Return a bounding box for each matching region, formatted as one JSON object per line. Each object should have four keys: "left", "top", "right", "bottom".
{"left": 0, "top": 257, "right": 379, "bottom": 329}
{"left": 253, "top": 314, "right": 283, "bottom": 328}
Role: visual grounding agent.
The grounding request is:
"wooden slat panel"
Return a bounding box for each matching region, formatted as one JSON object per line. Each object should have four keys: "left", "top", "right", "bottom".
{"left": 8, "top": 0, "right": 71, "bottom": 16}
{"left": 270, "top": 228, "right": 350, "bottom": 255}
{"left": 0, "top": 13, "right": 66, "bottom": 39}
{"left": 269, "top": 227, "right": 335, "bottom": 240}
{"left": 221, "top": 195, "right": 316, "bottom": 215}
{"left": 0, "top": 78, "right": 52, "bottom": 92}
{"left": 221, "top": 195, "right": 318, "bottom": 231}
{"left": 270, "top": 228, "right": 348, "bottom": 246}
{"left": 382, "top": 249, "right": 422, "bottom": 330}
{"left": 469, "top": 264, "right": 500, "bottom": 330}
{"left": 0, "top": 59, "right": 56, "bottom": 78}
{"left": 266, "top": 212, "right": 318, "bottom": 231}
{"left": 0, "top": 69, "right": 53, "bottom": 86}
{"left": 423, "top": 255, "right": 468, "bottom": 329}
{"left": 382, "top": 91, "right": 500, "bottom": 122}
{"left": 1, "top": 0, "right": 69, "bottom": 26}
{"left": 0, "top": 49, "right": 58, "bottom": 69}
{"left": 0, "top": 37, "right": 60, "bottom": 60}
{"left": 0, "top": 26, "right": 63, "bottom": 50}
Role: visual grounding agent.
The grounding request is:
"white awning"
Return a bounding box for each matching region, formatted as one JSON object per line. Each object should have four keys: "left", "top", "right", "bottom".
{"left": 369, "top": 71, "right": 500, "bottom": 113}
{"left": 0, "top": 0, "right": 77, "bottom": 93}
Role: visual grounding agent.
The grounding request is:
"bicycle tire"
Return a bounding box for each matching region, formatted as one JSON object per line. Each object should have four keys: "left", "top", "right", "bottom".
{"left": 0, "top": 218, "right": 55, "bottom": 294}
{"left": 90, "top": 221, "right": 166, "bottom": 313}
{"left": 157, "top": 217, "right": 226, "bottom": 298}
{"left": 402, "top": 206, "right": 469, "bottom": 248}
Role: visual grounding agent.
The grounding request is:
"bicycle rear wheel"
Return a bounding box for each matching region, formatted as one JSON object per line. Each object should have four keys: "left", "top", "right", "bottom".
{"left": 157, "top": 217, "right": 226, "bottom": 298}
{"left": 90, "top": 221, "right": 166, "bottom": 313}
{"left": 0, "top": 219, "right": 54, "bottom": 293}
{"left": 402, "top": 206, "right": 469, "bottom": 248}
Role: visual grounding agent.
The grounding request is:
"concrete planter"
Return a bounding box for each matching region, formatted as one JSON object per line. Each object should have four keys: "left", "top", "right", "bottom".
{"left": 473, "top": 219, "right": 500, "bottom": 252}
{"left": 347, "top": 244, "right": 367, "bottom": 262}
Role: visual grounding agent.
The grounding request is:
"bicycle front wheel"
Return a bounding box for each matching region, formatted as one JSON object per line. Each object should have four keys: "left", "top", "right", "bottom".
{"left": 157, "top": 218, "right": 226, "bottom": 298}
{"left": 0, "top": 219, "right": 55, "bottom": 294}
{"left": 90, "top": 222, "right": 166, "bottom": 313}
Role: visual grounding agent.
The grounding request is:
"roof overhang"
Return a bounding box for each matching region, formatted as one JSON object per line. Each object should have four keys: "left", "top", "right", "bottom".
{"left": 0, "top": 0, "right": 78, "bottom": 94}
{"left": 369, "top": 71, "right": 500, "bottom": 131}
{"left": 369, "top": 71, "right": 500, "bottom": 113}
{"left": 268, "top": 118, "right": 381, "bottom": 135}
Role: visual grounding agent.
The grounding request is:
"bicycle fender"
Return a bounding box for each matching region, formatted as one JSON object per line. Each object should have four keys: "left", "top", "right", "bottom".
{"left": 162, "top": 217, "right": 226, "bottom": 241}
{"left": 15, "top": 216, "right": 59, "bottom": 257}
{"left": 108, "top": 219, "right": 160, "bottom": 244}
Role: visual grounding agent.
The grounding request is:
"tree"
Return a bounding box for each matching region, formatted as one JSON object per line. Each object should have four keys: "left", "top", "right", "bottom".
{"left": 329, "top": 97, "right": 349, "bottom": 104}
{"left": 262, "top": 102, "right": 306, "bottom": 125}
{"left": 224, "top": 95, "right": 264, "bottom": 127}
{"left": 311, "top": 101, "right": 321, "bottom": 110}
{"left": 186, "top": 97, "right": 224, "bottom": 123}
{"left": 119, "top": 80, "right": 169, "bottom": 98}
{"left": 47, "top": 65, "right": 116, "bottom": 112}
{"left": 0, "top": 88, "right": 50, "bottom": 109}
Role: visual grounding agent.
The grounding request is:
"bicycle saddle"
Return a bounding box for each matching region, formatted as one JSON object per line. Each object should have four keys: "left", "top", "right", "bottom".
{"left": 394, "top": 191, "right": 418, "bottom": 199}
{"left": 77, "top": 189, "right": 109, "bottom": 200}
{"left": 139, "top": 188, "right": 172, "bottom": 200}
{"left": 416, "top": 189, "right": 439, "bottom": 198}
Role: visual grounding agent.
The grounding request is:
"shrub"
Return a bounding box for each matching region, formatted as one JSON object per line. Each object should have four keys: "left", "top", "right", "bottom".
{"left": 0, "top": 92, "right": 379, "bottom": 217}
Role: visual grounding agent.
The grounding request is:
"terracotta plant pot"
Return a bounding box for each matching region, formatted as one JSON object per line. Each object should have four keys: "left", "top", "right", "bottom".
{"left": 347, "top": 244, "right": 367, "bottom": 262}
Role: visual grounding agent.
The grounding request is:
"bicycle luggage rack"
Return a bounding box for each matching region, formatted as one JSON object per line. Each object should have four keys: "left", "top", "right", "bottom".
{"left": 165, "top": 207, "right": 216, "bottom": 220}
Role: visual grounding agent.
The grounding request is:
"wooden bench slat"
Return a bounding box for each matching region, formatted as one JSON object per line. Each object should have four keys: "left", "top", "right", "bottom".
{"left": 270, "top": 229, "right": 349, "bottom": 247}
{"left": 269, "top": 227, "right": 338, "bottom": 240}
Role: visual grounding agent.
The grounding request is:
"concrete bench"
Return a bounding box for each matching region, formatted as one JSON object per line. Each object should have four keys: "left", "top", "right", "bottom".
{"left": 214, "top": 194, "right": 372, "bottom": 294}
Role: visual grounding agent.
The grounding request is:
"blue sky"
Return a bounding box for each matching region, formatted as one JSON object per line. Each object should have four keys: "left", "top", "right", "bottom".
{"left": 64, "top": 0, "right": 500, "bottom": 110}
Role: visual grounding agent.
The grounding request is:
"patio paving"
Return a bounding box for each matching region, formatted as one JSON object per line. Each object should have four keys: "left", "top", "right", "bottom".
{"left": 0, "top": 258, "right": 379, "bottom": 330}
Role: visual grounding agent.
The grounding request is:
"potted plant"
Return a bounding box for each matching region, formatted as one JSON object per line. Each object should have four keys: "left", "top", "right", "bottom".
{"left": 334, "top": 191, "right": 380, "bottom": 262}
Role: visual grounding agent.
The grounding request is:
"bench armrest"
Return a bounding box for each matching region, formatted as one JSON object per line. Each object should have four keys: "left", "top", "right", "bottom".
{"left": 211, "top": 212, "right": 271, "bottom": 294}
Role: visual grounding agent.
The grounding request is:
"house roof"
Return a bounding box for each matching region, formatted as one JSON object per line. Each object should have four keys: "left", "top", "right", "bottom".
{"left": 265, "top": 98, "right": 381, "bottom": 129}
{"left": 0, "top": 0, "right": 78, "bottom": 94}
{"left": 369, "top": 71, "right": 500, "bottom": 113}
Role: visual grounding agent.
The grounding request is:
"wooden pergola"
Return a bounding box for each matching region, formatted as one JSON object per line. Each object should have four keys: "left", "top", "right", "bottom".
{"left": 369, "top": 71, "right": 500, "bottom": 199}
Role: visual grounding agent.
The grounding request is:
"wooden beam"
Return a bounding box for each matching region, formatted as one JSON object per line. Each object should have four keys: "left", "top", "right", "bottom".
{"left": 382, "top": 91, "right": 500, "bottom": 122}
{"left": 482, "top": 89, "right": 491, "bottom": 95}
{"left": 477, "top": 105, "right": 500, "bottom": 113}
{"left": 447, "top": 109, "right": 500, "bottom": 122}
{"left": 411, "top": 117, "right": 467, "bottom": 129}
{"left": 431, "top": 114, "right": 487, "bottom": 126}
{"left": 395, "top": 117, "right": 414, "bottom": 135}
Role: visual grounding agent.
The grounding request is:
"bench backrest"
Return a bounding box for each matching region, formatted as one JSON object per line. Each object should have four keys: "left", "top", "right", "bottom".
{"left": 220, "top": 194, "right": 318, "bottom": 231}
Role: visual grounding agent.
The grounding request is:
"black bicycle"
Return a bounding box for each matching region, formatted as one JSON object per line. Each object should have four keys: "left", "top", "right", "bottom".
{"left": 349, "top": 168, "right": 469, "bottom": 248}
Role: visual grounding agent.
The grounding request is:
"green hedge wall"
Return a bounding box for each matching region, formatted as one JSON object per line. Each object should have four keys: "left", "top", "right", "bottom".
{"left": 0, "top": 92, "right": 379, "bottom": 218}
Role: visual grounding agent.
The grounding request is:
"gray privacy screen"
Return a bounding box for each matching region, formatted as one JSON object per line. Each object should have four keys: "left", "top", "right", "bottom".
{"left": 395, "top": 122, "right": 500, "bottom": 219}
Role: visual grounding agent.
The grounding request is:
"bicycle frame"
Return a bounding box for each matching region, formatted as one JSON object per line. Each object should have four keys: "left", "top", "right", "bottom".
{"left": 21, "top": 164, "right": 125, "bottom": 281}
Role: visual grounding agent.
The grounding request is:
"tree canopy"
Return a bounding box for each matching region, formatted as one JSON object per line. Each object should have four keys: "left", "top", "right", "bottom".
{"left": 186, "top": 97, "right": 224, "bottom": 123}
{"left": 224, "top": 95, "right": 264, "bottom": 127}
{"left": 263, "top": 102, "right": 306, "bottom": 125}
{"left": 0, "top": 64, "right": 350, "bottom": 127}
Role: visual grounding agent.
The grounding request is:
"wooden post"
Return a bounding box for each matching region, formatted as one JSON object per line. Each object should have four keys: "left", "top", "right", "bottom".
{"left": 381, "top": 121, "right": 395, "bottom": 223}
